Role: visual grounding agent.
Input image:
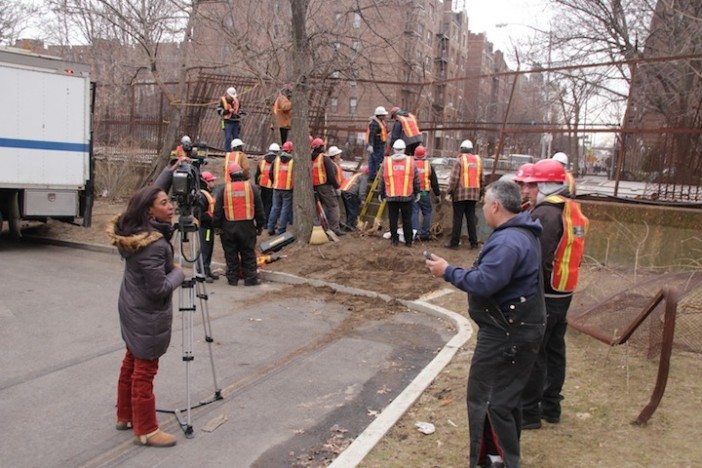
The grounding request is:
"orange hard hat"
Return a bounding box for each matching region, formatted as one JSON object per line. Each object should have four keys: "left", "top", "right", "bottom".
{"left": 282, "top": 141, "right": 294, "bottom": 152}
{"left": 415, "top": 145, "right": 427, "bottom": 158}
{"left": 310, "top": 137, "right": 324, "bottom": 149}
{"left": 227, "top": 163, "right": 243, "bottom": 176}
{"left": 513, "top": 163, "right": 534, "bottom": 183}
{"left": 524, "top": 159, "right": 566, "bottom": 183}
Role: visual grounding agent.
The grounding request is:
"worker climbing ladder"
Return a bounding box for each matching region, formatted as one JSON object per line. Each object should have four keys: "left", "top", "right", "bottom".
{"left": 357, "top": 170, "right": 386, "bottom": 231}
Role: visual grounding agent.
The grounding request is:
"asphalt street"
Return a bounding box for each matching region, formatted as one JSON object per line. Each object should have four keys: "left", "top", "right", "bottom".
{"left": 0, "top": 242, "right": 452, "bottom": 467}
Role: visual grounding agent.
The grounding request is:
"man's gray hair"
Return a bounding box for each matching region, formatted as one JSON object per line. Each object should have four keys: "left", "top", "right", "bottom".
{"left": 486, "top": 179, "right": 522, "bottom": 214}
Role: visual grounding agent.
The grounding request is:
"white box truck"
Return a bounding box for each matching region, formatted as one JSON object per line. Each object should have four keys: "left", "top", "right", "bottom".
{"left": 0, "top": 46, "right": 93, "bottom": 237}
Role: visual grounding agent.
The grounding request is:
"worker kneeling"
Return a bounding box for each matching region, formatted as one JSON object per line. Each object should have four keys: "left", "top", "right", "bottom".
{"left": 213, "top": 163, "right": 266, "bottom": 286}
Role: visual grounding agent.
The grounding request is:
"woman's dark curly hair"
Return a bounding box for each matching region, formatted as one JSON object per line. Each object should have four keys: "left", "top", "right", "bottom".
{"left": 116, "top": 185, "right": 166, "bottom": 236}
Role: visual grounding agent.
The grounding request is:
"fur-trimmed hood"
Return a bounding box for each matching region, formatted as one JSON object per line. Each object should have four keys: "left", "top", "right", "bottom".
{"left": 106, "top": 215, "right": 163, "bottom": 258}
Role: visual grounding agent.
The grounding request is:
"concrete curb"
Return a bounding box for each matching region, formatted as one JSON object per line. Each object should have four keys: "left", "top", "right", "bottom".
{"left": 25, "top": 237, "right": 472, "bottom": 467}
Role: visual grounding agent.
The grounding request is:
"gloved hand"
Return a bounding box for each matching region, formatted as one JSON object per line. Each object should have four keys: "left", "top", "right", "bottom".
{"left": 378, "top": 194, "right": 384, "bottom": 202}
{"left": 414, "top": 194, "right": 421, "bottom": 203}
{"left": 366, "top": 145, "right": 373, "bottom": 153}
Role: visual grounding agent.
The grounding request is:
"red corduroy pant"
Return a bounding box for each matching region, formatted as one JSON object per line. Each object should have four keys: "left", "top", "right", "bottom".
{"left": 116, "top": 348, "right": 159, "bottom": 436}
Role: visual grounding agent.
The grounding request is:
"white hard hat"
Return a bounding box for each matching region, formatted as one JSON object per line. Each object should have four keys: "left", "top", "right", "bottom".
{"left": 392, "top": 139, "right": 406, "bottom": 151}
{"left": 374, "top": 106, "right": 389, "bottom": 116}
{"left": 230, "top": 138, "right": 243, "bottom": 149}
{"left": 460, "top": 139, "right": 473, "bottom": 150}
{"left": 327, "top": 146, "right": 342, "bottom": 157}
{"left": 552, "top": 152, "right": 569, "bottom": 166}
{"left": 181, "top": 135, "right": 192, "bottom": 145}
{"left": 268, "top": 142, "right": 280, "bottom": 152}
{"left": 226, "top": 87, "right": 237, "bottom": 98}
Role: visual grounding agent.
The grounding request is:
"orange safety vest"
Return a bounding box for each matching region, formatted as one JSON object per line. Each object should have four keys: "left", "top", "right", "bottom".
{"left": 565, "top": 171, "right": 577, "bottom": 196}
{"left": 365, "top": 117, "right": 388, "bottom": 144}
{"left": 223, "top": 181, "right": 255, "bottom": 221}
{"left": 459, "top": 153, "right": 482, "bottom": 189}
{"left": 333, "top": 161, "right": 344, "bottom": 186}
{"left": 311, "top": 155, "right": 328, "bottom": 186}
{"left": 170, "top": 145, "right": 187, "bottom": 160}
{"left": 220, "top": 95, "right": 239, "bottom": 120}
{"left": 224, "top": 151, "right": 246, "bottom": 183}
{"left": 383, "top": 157, "right": 415, "bottom": 197}
{"left": 258, "top": 160, "right": 274, "bottom": 188}
{"left": 397, "top": 114, "right": 421, "bottom": 143}
{"left": 341, "top": 172, "right": 363, "bottom": 192}
{"left": 272, "top": 157, "right": 294, "bottom": 190}
{"left": 546, "top": 194, "right": 589, "bottom": 293}
{"left": 202, "top": 189, "right": 215, "bottom": 217}
{"left": 415, "top": 159, "right": 432, "bottom": 191}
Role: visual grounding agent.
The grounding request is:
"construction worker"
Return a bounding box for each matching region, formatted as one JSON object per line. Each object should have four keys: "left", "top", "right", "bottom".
{"left": 519, "top": 158, "right": 589, "bottom": 430}
{"left": 310, "top": 137, "right": 344, "bottom": 236}
{"left": 213, "top": 163, "right": 265, "bottom": 286}
{"left": 272, "top": 85, "right": 293, "bottom": 143}
{"left": 216, "top": 87, "right": 241, "bottom": 151}
{"left": 196, "top": 171, "right": 218, "bottom": 282}
{"left": 255, "top": 143, "right": 279, "bottom": 224}
{"left": 224, "top": 138, "right": 250, "bottom": 181}
{"left": 411, "top": 145, "right": 441, "bottom": 241}
{"left": 445, "top": 139, "right": 483, "bottom": 250}
{"left": 327, "top": 146, "right": 345, "bottom": 185}
{"left": 340, "top": 165, "right": 369, "bottom": 231}
{"left": 267, "top": 141, "right": 294, "bottom": 234}
{"left": 513, "top": 163, "right": 536, "bottom": 211}
{"left": 379, "top": 139, "right": 420, "bottom": 246}
{"left": 389, "top": 107, "right": 422, "bottom": 155}
{"left": 552, "top": 152, "right": 577, "bottom": 196}
{"left": 171, "top": 135, "right": 192, "bottom": 161}
{"left": 366, "top": 106, "right": 389, "bottom": 183}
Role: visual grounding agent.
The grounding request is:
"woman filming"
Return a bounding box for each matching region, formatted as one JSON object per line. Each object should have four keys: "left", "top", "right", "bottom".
{"left": 106, "top": 166, "right": 185, "bottom": 447}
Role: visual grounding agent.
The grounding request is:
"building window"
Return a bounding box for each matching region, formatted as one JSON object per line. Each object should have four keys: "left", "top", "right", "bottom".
{"left": 331, "top": 97, "right": 339, "bottom": 113}
{"left": 349, "top": 97, "right": 358, "bottom": 115}
{"left": 353, "top": 12, "right": 361, "bottom": 28}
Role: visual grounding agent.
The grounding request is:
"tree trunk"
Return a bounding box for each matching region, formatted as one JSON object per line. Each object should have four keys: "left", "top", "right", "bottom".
{"left": 140, "top": 1, "right": 200, "bottom": 186}
{"left": 289, "top": 0, "right": 316, "bottom": 244}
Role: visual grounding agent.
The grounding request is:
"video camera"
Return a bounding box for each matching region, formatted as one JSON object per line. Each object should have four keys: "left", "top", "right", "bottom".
{"left": 172, "top": 142, "right": 209, "bottom": 232}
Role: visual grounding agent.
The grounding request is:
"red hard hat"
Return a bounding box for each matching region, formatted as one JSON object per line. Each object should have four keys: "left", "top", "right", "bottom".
{"left": 513, "top": 163, "right": 534, "bottom": 183}
{"left": 415, "top": 145, "right": 427, "bottom": 159}
{"left": 524, "top": 159, "right": 566, "bottom": 183}
{"left": 389, "top": 106, "right": 400, "bottom": 117}
{"left": 310, "top": 137, "right": 324, "bottom": 149}
{"left": 282, "top": 141, "right": 294, "bottom": 152}
{"left": 201, "top": 171, "right": 216, "bottom": 183}
{"left": 227, "top": 163, "right": 243, "bottom": 176}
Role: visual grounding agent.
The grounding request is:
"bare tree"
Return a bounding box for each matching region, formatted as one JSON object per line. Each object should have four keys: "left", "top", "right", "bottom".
{"left": 0, "top": 0, "right": 39, "bottom": 45}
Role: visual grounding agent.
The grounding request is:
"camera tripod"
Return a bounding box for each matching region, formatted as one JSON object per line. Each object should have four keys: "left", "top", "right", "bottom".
{"left": 157, "top": 216, "right": 222, "bottom": 438}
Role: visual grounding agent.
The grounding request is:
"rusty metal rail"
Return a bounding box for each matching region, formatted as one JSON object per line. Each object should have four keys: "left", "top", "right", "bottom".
{"left": 569, "top": 287, "right": 679, "bottom": 425}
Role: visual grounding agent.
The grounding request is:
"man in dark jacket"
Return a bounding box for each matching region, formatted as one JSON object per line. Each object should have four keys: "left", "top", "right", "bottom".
{"left": 214, "top": 163, "right": 266, "bottom": 286}
{"left": 427, "top": 179, "right": 546, "bottom": 468}
{"left": 411, "top": 145, "right": 441, "bottom": 241}
{"left": 267, "top": 141, "right": 295, "bottom": 234}
{"left": 389, "top": 106, "right": 422, "bottom": 155}
{"left": 195, "top": 171, "right": 218, "bottom": 282}
{"left": 255, "top": 143, "right": 279, "bottom": 225}
{"left": 366, "top": 105, "right": 389, "bottom": 184}
{"left": 378, "top": 139, "right": 421, "bottom": 246}
{"left": 310, "top": 138, "right": 343, "bottom": 236}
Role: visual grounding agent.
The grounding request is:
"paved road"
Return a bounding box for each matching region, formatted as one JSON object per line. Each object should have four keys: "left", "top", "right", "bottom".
{"left": 0, "top": 243, "right": 452, "bottom": 467}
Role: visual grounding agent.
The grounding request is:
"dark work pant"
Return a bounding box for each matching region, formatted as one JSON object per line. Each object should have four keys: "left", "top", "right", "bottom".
{"left": 522, "top": 294, "right": 572, "bottom": 422}
{"left": 223, "top": 120, "right": 240, "bottom": 151}
{"left": 367, "top": 147, "right": 384, "bottom": 185}
{"left": 260, "top": 187, "right": 273, "bottom": 224}
{"left": 197, "top": 227, "right": 214, "bottom": 275}
{"left": 316, "top": 184, "right": 341, "bottom": 232}
{"left": 342, "top": 192, "right": 361, "bottom": 229}
{"left": 450, "top": 200, "right": 478, "bottom": 247}
{"left": 387, "top": 200, "right": 413, "bottom": 245}
{"left": 117, "top": 348, "right": 159, "bottom": 436}
{"left": 412, "top": 191, "right": 432, "bottom": 238}
{"left": 280, "top": 127, "right": 289, "bottom": 144}
{"left": 220, "top": 222, "right": 258, "bottom": 283}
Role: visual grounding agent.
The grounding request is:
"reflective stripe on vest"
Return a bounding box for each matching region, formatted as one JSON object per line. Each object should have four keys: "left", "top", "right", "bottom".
{"left": 223, "top": 181, "right": 255, "bottom": 221}
{"left": 341, "top": 172, "right": 362, "bottom": 192}
{"left": 415, "top": 159, "right": 431, "bottom": 191}
{"left": 460, "top": 153, "right": 481, "bottom": 189}
{"left": 258, "top": 160, "right": 274, "bottom": 188}
{"left": 202, "top": 190, "right": 215, "bottom": 217}
{"left": 365, "top": 117, "right": 388, "bottom": 144}
{"left": 383, "top": 157, "right": 414, "bottom": 197}
{"left": 220, "top": 95, "right": 239, "bottom": 119}
{"left": 566, "top": 171, "right": 576, "bottom": 195}
{"left": 546, "top": 194, "right": 589, "bottom": 293}
{"left": 334, "top": 162, "right": 344, "bottom": 186}
{"left": 398, "top": 114, "right": 420, "bottom": 138}
{"left": 311, "top": 155, "right": 327, "bottom": 186}
{"left": 224, "top": 151, "right": 246, "bottom": 183}
{"left": 273, "top": 157, "right": 294, "bottom": 190}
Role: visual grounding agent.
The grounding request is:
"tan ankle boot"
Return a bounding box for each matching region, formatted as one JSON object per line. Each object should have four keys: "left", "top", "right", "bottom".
{"left": 134, "top": 429, "right": 177, "bottom": 447}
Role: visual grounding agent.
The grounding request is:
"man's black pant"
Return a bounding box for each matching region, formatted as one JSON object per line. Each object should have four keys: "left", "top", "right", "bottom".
{"left": 198, "top": 227, "right": 215, "bottom": 276}
{"left": 280, "top": 127, "right": 289, "bottom": 144}
{"left": 260, "top": 187, "right": 273, "bottom": 224}
{"left": 387, "top": 200, "right": 413, "bottom": 246}
{"left": 449, "top": 200, "right": 478, "bottom": 247}
{"left": 521, "top": 294, "right": 572, "bottom": 423}
{"left": 406, "top": 141, "right": 420, "bottom": 156}
{"left": 220, "top": 221, "right": 257, "bottom": 284}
